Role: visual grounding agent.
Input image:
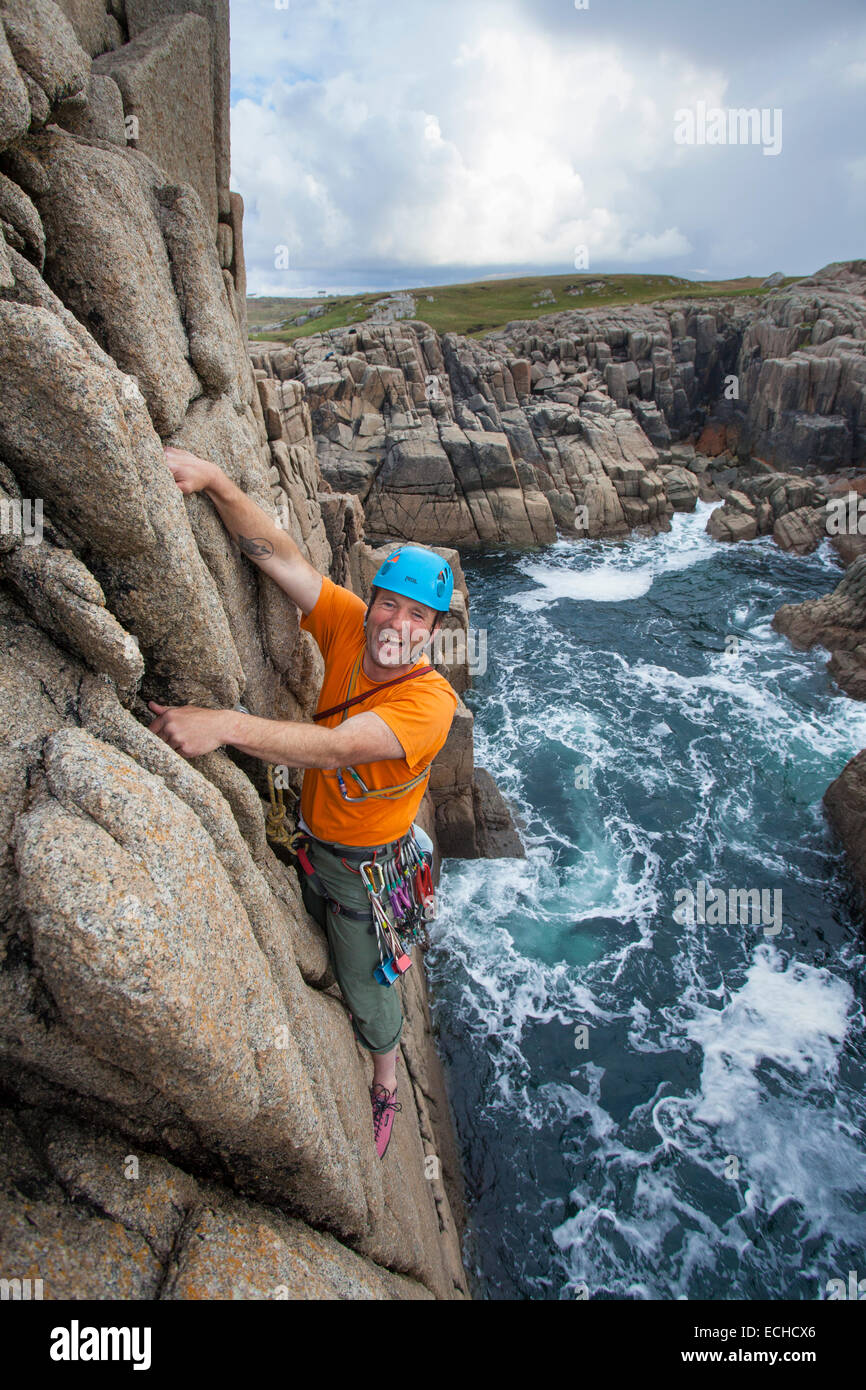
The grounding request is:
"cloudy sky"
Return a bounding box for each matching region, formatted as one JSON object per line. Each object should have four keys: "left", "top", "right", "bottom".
{"left": 230, "top": 0, "right": 866, "bottom": 297}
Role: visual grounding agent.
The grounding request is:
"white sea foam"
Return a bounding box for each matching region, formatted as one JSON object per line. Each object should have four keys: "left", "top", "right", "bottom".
{"left": 507, "top": 504, "right": 722, "bottom": 613}
{"left": 508, "top": 563, "right": 653, "bottom": 609}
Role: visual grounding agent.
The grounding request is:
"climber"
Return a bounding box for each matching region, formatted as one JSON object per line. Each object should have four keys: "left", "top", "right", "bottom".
{"left": 148, "top": 446, "right": 458, "bottom": 1159}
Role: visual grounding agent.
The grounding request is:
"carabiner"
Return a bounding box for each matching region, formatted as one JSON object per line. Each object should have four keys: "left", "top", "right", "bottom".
{"left": 360, "top": 860, "right": 385, "bottom": 897}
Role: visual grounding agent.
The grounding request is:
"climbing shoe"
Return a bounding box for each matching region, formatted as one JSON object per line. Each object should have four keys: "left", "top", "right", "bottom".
{"left": 370, "top": 1083, "right": 402, "bottom": 1159}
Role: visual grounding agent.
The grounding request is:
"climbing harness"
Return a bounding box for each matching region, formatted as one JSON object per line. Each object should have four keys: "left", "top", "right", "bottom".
{"left": 282, "top": 819, "right": 436, "bottom": 945}
{"left": 287, "top": 826, "right": 385, "bottom": 923}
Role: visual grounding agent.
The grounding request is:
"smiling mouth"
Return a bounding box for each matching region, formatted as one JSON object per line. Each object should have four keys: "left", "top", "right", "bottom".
{"left": 376, "top": 637, "right": 402, "bottom": 659}
{"left": 372, "top": 628, "right": 419, "bottom": 662}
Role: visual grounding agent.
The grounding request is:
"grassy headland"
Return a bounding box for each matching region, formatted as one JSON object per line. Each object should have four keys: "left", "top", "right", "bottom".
{"left": 247, "top": 272, "right": 801, "bottom": 344}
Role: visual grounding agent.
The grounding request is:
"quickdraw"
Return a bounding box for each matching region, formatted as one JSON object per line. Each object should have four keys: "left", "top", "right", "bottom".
{"left": 359, "top": 828, "right": 437, "bottom": 985}
{"left": 360, "top": 861, "right": 412, "bottom": 984}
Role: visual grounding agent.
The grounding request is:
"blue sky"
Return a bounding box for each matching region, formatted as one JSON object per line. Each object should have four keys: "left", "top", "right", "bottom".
{"left": 230, "top": 0, "right": 866, "bottom": 297}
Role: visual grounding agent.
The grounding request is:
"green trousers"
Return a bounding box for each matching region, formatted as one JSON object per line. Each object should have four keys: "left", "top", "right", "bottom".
{"left": 299, "top": 838, "right": 405, "bottom": 1055}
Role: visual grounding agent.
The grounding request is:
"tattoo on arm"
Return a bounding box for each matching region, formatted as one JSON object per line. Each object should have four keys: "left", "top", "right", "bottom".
{"left": 236, "top": 534, "right": 275, "bottom": 559}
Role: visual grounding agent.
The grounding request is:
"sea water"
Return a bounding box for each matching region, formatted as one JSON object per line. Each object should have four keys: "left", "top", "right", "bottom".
{"left": 427, "top": 502, "right": 866, "bottom": 1300}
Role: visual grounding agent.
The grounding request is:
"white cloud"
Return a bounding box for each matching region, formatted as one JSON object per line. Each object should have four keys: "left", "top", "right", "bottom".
{"left": 618, "top": 229, "right": 693, "bottom": 262}
{"left": 231, "top": 2, "right": 716, "bottom": 290}
{"left": 229, "top": 0, "right": 865, "bottom": 291}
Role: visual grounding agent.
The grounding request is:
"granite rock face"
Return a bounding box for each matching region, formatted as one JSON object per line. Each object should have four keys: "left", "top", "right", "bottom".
{"left": 0, "top": 0, "right": 471, "bottom": 1301}
{"left": 825, "top": 751, "right": 866, "bottom": 907}
{"left": 1, "top": 1106, "right": 436, "bottom": 1299}
{"left": 737, "top": 262, "right": 866, "bottom": 471}
{"left": 251, "top": 325, "right": 674, "bottom": 549}
{"left": 774, "top": 555, "right": 866, "bottom": 901}
{"left": 774, "top": 554, "right": 866, "bottom": 700}
{"left": 92, "top": 12, "right": 221, "bottom": 236}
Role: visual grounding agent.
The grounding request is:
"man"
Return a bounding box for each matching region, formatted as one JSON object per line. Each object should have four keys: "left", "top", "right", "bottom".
{"left": 147, "top": 446, "right": 458, "bottom": 1158}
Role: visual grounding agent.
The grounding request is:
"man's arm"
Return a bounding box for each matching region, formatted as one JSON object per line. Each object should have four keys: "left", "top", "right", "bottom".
{"left": 164, "top": 447, "right": 323, "bottom": 615}
{"left": 147, "top": 702, "right": 406, "bottom": 766}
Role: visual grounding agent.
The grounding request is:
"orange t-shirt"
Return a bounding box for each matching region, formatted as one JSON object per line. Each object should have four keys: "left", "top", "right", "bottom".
{"left": 299, "top": 576, "right": 458, "bottom": 846}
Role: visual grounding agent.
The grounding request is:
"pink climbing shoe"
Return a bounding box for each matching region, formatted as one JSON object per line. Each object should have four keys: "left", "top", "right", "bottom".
{"left": 370, "top": 1083, "right": 402, "bottom": 1159}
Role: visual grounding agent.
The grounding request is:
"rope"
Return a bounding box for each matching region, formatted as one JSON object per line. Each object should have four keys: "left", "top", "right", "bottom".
{"left": 265, "top": 762, "right": 299, "bottom": 848}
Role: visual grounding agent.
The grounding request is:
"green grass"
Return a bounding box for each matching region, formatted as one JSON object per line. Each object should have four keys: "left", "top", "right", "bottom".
{"left": 247, "top": 272, "right": 804, "bottom": 345}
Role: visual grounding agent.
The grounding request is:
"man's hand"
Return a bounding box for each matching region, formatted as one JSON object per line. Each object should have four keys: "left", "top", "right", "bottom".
{"left": 163, "top": 447, "right": 221, "bottom": 496}
{"left": 147, "top": 701, "right": 232, "bottom": 758}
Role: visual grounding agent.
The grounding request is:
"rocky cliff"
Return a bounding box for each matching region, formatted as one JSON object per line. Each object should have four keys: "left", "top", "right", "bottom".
{"left": 248, "top": 263, "right": 865, "bottom": 555}
{"left": 251, "top": 262, "right": 866, "bottom": 911}
{"left": 0, "top": 0, "right": 473, "bottom": 1300}
{"left": 775, "top": 555, "right": 866, "bottom": 898}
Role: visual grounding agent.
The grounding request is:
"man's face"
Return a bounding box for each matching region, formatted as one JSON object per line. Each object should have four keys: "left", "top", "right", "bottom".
{"left": 367, "top": 588, "right": 437, "bottom": 667}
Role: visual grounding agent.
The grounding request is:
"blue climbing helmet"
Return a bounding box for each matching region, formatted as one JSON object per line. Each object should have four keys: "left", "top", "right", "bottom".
{"left": 371, "top": 545, "right": 454, "bottom": 613}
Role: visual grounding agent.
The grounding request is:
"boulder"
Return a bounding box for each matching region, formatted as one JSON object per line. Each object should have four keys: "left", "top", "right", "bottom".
{"left": 824, "top": 750, "right": 866, "bottom": 898}
{"left": 662, "top": 465, "right": 699, "bottom": 512}
{"left": 94, "top": 13, "right": 220, "bottom": 237}
{"left": 0, "top": 0, "right": 90, "bottom": 109}
{"left": 773, "top": 554, "right": 866, "bottom": 697}
{"left": 773, "top": 506, "right": 826, "bottom": 555}
{"left": 473, "top": 768, "right": 525, "bottom": 859}
{"left": 707, "top": 497, "right": 758, "bottom": 542}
